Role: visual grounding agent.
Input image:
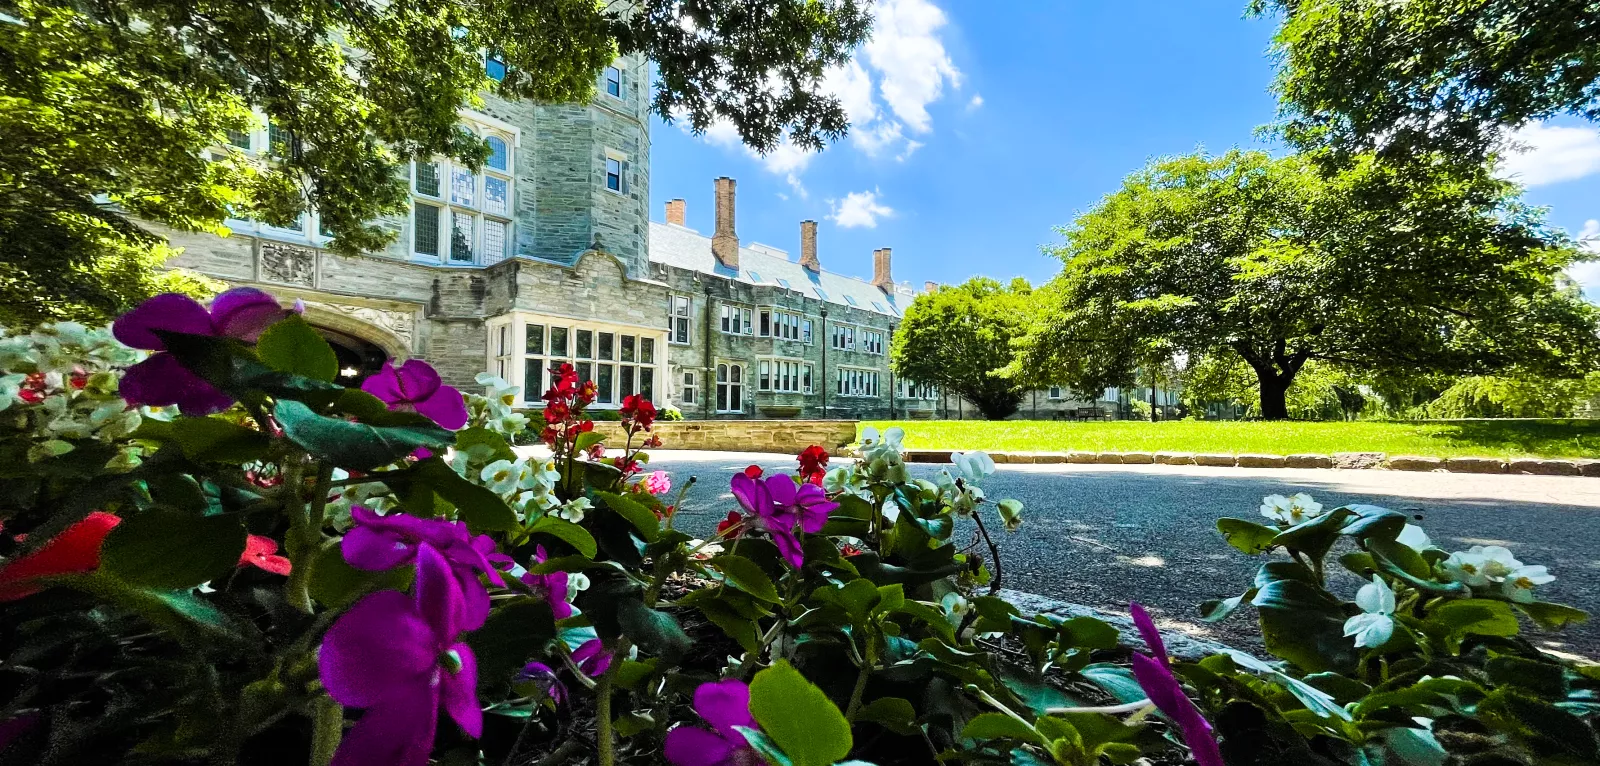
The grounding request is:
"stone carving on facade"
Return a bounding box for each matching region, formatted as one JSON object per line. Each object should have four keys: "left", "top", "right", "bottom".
{"left": 314, "top": 302, "right": 416, "bottom": 351}
{"left": 259, "top": 242, "right": 317, "bottom": 287}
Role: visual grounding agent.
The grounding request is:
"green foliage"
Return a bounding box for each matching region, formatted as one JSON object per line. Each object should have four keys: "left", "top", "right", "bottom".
{"left": 1253, "top": 0, "right": 1600, "bottom": 160}
{"left": 892, "top": 277, "right": 1038, "bottom": 419}
{"left": 1426, "top": 374, "right": 1600, "bottom": 419}
{"left": 0, "top": 0, "right": 870, "bottom": 325}
{"left": 1183, "top": 350, "right": 1368, "bottom": 420}
{"left": 1019, "top": 149, "right": 1600, "bottom": 420}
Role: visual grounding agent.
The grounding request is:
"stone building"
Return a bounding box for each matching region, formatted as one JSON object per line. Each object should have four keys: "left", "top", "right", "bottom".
{"left": 161, "top": 53, "right": 939, "bottom": 420}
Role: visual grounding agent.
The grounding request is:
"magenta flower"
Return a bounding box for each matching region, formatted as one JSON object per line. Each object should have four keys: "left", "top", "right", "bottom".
{"left": 729, "top": 473, "right": 837, "bottom": 568}
{"left": 342, "top": 506, "right": 502, "bottom": 630}
{"left": 319, "top": 544, "right": 481, "bottom": 766}
{"left": 113, "top": 287, "right": 296, "bottom": 413}
{"left": 517, "top": 661, "right": 567, "bottom": 705}
{"left": 643, "top": 470, "right": 672, "bottom": 496}
{"left": 572, "top": 638, "right": 613, "bottom": 677}
{"left": 362, "top": 359, "right": 468, "bottom": 430}
{"left": 664, "top": 679, "right": 761, "bottom": 766}
{"left": 519, "top": 545, "right": 572, "bottom": 619}
{"left": 1128, "top": 603, "right": 1224, "bottom": 766}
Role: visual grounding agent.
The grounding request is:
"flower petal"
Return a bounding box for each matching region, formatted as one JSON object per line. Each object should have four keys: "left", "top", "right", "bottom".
{"left": 415, "top": 542, "right": 467, "bottom": 637}
{"left": 112, "top": 293, "right": 213, "bottom": 350}
{"left": 414, "top": 385, "right": 468, "bottom": 430}
{"left": 361, "top": 364, "right": 405, "bottom": 405}
{"left": 694, "top": 678, "right": 756, "bottom": 735}
{"left": 729, "top": 472, "right": 766, "bottom": 516}
{"left": 663, "top": 726, "right": 739, "bottom": 766}
{"left": 440, "top": 641, "right": 482, "bottom": 738}
{"left": 0, "top": 512, "right": 121, "bottom": 601}
{"left": 330, "top": 686, "right": 439, "bottom": 766}
{"left": 318, "top": 591, "right": 435, "bottom": 708}
{"left": 771, "top": 528, "right": 805, "bottom": 569}
{"left": 1129, "top": 603, "right": 1169, "bottom": 663}
{"left": 119, "top": 353, "right": 234, "bottom": 414}
{"left": 342, "top": 522, "right": 415, "bottom": 572}
{"left": 209, "top": 288, "right": 289, "bottom": 341}
{"left": 394, "top": 359, "right": 443, "bottom": 402}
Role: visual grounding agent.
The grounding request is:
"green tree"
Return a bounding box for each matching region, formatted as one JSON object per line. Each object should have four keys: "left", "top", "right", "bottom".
{"left": 1017, "top": 149, "right": 1600, "bottom": 420}
{"left": 0, "top": 0, "right": 870, "bottom": 325}
{"left": 892, "top": 278, "right": 1036, "bottom": 420}
{"left": 1253, "top": 0, "right": 1600, "bottom": 159}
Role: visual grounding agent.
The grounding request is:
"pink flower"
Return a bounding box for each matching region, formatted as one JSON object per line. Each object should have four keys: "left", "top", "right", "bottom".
{"left": 519, "top": 546, "right": 572, "bottom": 619}
{"left": 572, "top": 638, "right": 612, "bottom": 677}
{"left": 643, "top": 470, "right": 672, "bottom": 496}
{"left": 729, "top": 473, "right": 836, "bottom": 569}
{"left": 113, "top": 288, "right": 298, "bottom": 414}
{"left": 239, "top": 535, "right": 291, "bottom": 575}
{"left": 1129, "top": 604, "right": 1223, "bottom": 766}
{"left": 664, "top": 679, "right": 761, "bottom": 766}
{"left": 361, "top": 360, "right": 468, "bottom": 431}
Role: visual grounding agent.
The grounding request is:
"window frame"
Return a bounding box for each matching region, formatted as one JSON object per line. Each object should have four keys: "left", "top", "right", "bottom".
{"left": 715, "top": 361, "right": 746, "bottom": 413}
{"left": 603, "top": 65, "right": 623, "bottom": 98}
{"left": 669, "top": 295, "right": 694, "bottom": 345}
{"left": 835, "top": 366, "right": 881, "bottom": 398}
{"left": 408, "top": 121, "right": 516, "bottom": 265}
{"left": 487, "top": 313, "right": 665, "bottom": 408}
{"left": 756, "top": 357, "right": 811, "bottom": 394}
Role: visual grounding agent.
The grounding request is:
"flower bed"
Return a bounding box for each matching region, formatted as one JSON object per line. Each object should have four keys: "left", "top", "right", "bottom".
{"left": 0, "top": 289, "right": 1594, "bottom": 766}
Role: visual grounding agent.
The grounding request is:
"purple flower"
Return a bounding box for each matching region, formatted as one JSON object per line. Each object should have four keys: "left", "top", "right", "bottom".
{"left": 517, "top": 661, "right": 567, "bottom": 705}
{"left": 572, "top": 638, "right": 613, "bottom": 677}
{"left": 664, "top": 679, "right": 761, "bottom": 766}
{"left": 730, "top": 473, "right": 837, "bottom": 569}
{"left": 1129, "top": 603, "right": 1223, "bottom": 766}
{"left": 362, "top": 359, "right": 468, "bottom": 431}
{"left": 519, "top": 545, "right": 572, "bottom": 619}
{"left": 113, "top": 288, "right": 297, "bottom": 414}
{"left": 342, "top": 506, "right": 503, "bottom": 630}
{"left": 319, "top": 544, "right": 481, "bottom": 766}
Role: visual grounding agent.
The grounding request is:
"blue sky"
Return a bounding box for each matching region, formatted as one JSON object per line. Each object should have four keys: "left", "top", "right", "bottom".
{"left": 648, "top": 1, "right": 1600, "bottom": 297}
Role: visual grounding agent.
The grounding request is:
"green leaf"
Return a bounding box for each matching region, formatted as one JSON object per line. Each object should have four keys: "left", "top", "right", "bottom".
{"left": 156, "top": 330, "right": 341, "bottom": 403}
{"left": 454, "top": 426, "right": 517, "bottom": 463}
{"left": 1080, "top": 664, "right": 1147, "bottom": 705}
{"left": 57, "top": 571, "right": 255, "bottom": 654}
{"left": 166, "top": 417, "right": 271, "bottom": 463}
{"left": 1271, "top": 507, "right": 1353, "bottom": 563}
{"left": 617, "top": 596, "right": 692, "bottom": 660}
{"left": 596, "top": 491, "right": 660, "bottom": 543}
{"left": 1251, "top": 563, "right": 1355, "bottom": 673}
{"left": 466, "top": 598, "right": 556, "bottom": 694}
{"left": 1217, "top": 517, "right": 1280, "bottom": 554}
{"left": 963, "top": 712, "right": 1045, "bottom": 746}
{"left": 706, "top": 554, "right": 780, "bottom": 603}
{"left": 1515, "top": 600, "right": 1589, "bottom": 630}
{"left": 691, "top": 596, "right": 762, "bottom": 653}
{"left": 1058, "top": 616, "right": 1119, "bottom": 650}
{"left": 528, "top": 517, "right": 597, "bottom": 558}
{"left": 575, "top": 431, "right": 606, "bottom": 453}
{"left": 100, "top": 510, "right": 246, "bottom": 589}
{"left": 749, "top": 660, "right": 853, "bottom": 766}
{"left": 1199, "top": 589, "right": 1257, "bottom": 623}
{"left": 383, "top": 457, "right": 518, "bottom": 533}
{"left": 309, "top": 543, "right": 412, "bottom": 609}
{"left": 275, "top": 399, "right": 452, "bottom": 471}
{"left": 256, "top": 314, "right": 338, "bottom": 382}
{"left": 1423, "top": 599, "right": 1520, "bottom": 652}
{"left": 853, "top": 697, "right": 918, "bottom": 734}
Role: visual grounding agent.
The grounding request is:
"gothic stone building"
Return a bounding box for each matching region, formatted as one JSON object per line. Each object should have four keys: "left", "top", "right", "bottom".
{"left": 161, "top": 53, "right": 939, "bottom": 420}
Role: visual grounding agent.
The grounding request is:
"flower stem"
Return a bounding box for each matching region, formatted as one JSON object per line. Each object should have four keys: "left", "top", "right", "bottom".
{"left": 845, "top": 638, "right": 877, "bottom": 720}
{"left": 594, "top": 637, "right": 632, "bottom": 766}
{"left": 972, "top": 512, "right": 1004, "bottom": 596}
{"left": 309, "top": 695, "right": 343, "bottom": 766}
{"left": 281, "top": 456, "right": 315, "bottom": 613}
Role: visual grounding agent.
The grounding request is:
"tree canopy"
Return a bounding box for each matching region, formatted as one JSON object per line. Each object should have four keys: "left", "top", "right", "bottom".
{"left": 0, "top": 0, "right": 870, "bottom": 325}
{"left": 1016, "top": 149, "right": 1600, "bottom": 419}
{"left": 891, "top": 277, "right": 1037, "bottom": 420}
{"left": 1254, "top": 0, "right": 1600, "bottom": 159}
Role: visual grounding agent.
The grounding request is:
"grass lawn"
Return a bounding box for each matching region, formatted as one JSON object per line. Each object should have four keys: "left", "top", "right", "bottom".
{"left": 860, "top": 419, "right": 1600, "bottom": 459}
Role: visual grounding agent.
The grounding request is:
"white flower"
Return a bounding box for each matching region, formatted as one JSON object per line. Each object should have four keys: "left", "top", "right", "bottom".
{"left": 567, "top": 572, "right": 591, "bottom": 594}
{"left": 859, "top": 426, "right": 905, "bottom": 464}
{"left": 686, "top": 539, "right": 723, "bottom": 560}
{"left": 1468, "top": 545, "right": 1523, "bottom": 580}
{"left": 1343, "top": 576, "right": 1397, "bottom": 649}
{"left": 524, "top": 459, "right": 561, "bottom": 489}
{"left": 950, "top": 451, "right": 996, "bottom": 483}
{"left": 1259, "top": 492, "right": 1324, "bottom": 525}
{"left": 1501, "top": 565, "right": 1555, "bottom": 603}
{"left": 1395, "top": 524, "right": 1432, "bottom": 552}
{"left": 940, "top": 592, "right": 969, "bottom": 625}
{"left": 480, "top": 459, "right": 527, "bottom": 495}
{"left": 1442, "top": 551, "right": 1490, "bottom": 587}
{"left": 554, "top": 497, "right": 591, "bottom": 523}
{"left": 823, "top": 465, "right": 868, "bottom": 498}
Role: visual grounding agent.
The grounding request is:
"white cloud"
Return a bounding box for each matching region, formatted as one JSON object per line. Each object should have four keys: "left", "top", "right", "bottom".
{"left": 865, "top": 0, "right": 961, "bottom": 134}
{"left": 966, "top": 93, "right": 983, "bottom": 111}
{"left": 829, "top": 189, "right": 894, "bottom": 228}
{"left": 1567, "top": 219, "right": 1600, "bottom": 299}
{"left": 1497, "top": 123, "right": 1600, "bottom": 187}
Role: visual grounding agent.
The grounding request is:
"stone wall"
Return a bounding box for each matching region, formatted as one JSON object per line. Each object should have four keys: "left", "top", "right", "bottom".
{"left": 589, "top": 419, "right": 858, "bottom": 454}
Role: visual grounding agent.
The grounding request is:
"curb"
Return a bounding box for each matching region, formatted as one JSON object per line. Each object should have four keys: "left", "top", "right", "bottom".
{"left": 901, "top": 449, "right": 1600, "bottom": 477}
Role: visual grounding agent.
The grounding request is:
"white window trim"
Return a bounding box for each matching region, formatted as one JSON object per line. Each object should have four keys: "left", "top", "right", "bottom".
{"left": 720, "top": 303, "right": 754, "bottom": 336}
{"left": 602, "top": 64, "right": 624, "bottom": 100}
{"left": 835, "top": 365, "right": 881, "bottom": 398}
{"left": 669, "top": 294, "right": 694, "bottom": 345}
{"left": 756, "top": 356, "right": 811, "bottom": 394}
{"left": 409, "top": 120, "right": 516, "bottom": 266}
{"left": 714, "top": 360, "right": 747, "bottom": 414}
{"left": 485, "top": 312, "right": 666, "bottom": 409}
{"left": 603, "top": 148, "right": 629, "bottom": 196}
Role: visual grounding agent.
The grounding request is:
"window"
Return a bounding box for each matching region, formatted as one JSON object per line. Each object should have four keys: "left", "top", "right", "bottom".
{"left": 515, "top": 318, "right": 662, "bottom": 406}
{"left": 758, "top": 308, "right": 771, "bottom": 337}
{"left": 830, "top": 323, "right": 855, "bottom": 351}
{"left": 801, "top": 318, "right": 813, "bottom": 344}
{"left": 494, "top": 324, "right": 513, "bottom": 379}
{"left": 844, "top": 295, "right": 859, "bottom": 307}
{"left": 899, "top": 380, "right": 935, "bottom": 399}
{"left": 777, "top": 278, "right": 792, "bottom": 290}
{"left": 762, "top": 310, "right": 802, "bottom": 341}
{"left": 1048, "top": 387, "right": 1064, "bottom": 399}
{"left": 680, "top": 369, "right": 698, "bottom": 405}
{"left": 604, "top": 66, "right": 622, "bottom": 98}
{"left": 861, "top": 329, "right": 885, "bottom": 355}
{"left": 486, "top": 52, "right": 507, "bottom": 81}
{"left": 748, "top": 270, "right": 763, "bottom": 283}
{"left": 814, "top": 287, "right": 830, "bottom": 301}
{"left": 669, "top": 295, "right": 693, "bottom": 344}
{"left": 836, "top": 367, "right": 880, "bottom": 398}
{"left": 716, "top": 363, "right": 745, "bottom": 413}
{"left": 410, "top": 125, "right": 514, "bottom": 264}
{"left": 758, "top": 359, "right": 811, "bottom": 394}
{"left": 872, "top": 301, "right": 886, "bottom": 313}
{"left": 227, "top": 129, "right": 253, "bottom": 150}
{"left": 605, "top": 156, "right": 629, "bottom": 194}
{"left": 720, "top": 304, "right": 753, "bottom": 335}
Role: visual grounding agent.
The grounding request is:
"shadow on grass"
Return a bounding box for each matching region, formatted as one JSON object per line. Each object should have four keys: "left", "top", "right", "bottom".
{"left": 1414, "top": 419, "right": 1600, "bottom": 457}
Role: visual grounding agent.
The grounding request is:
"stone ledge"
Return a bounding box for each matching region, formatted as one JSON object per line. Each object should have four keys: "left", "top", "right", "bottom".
{"left": 1333, "top": 451, "right": 1387, "bottom": 470}
{"left": 1286, "top": 454, "right": 1333, "bottom": 469}
{"left": 1236, "top": 453, "right": 1287, "bottom": 468}
{"left": 1155, "top": 451, "right": 1197, "bottom": 465}
{"left": 1115, "top": 452, "right": 1156, "bottom": 465}
{"left": 1389, "top": 455, "right": 1445, "bottom": 472}
{"left": 1000, "top": 589, "right": 1231, "bottom": 662}
{"left": 1194, "top": 454, "right": 1238, "bottom": 467}
{"left": 1444, "top": 457, "right": 1508, "bottom": 474}
{"left": 1509, "top": 458, "right": 1581, "bottom": 476}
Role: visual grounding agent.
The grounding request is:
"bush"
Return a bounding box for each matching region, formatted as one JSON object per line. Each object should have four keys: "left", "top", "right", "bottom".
{"left": 0, "top": 288, "right": 1590, "bottom": 766}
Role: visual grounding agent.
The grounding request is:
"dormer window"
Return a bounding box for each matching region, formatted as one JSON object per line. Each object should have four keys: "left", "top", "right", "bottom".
{"left": 604, "top": 66, "right": 622, "bottom": 98}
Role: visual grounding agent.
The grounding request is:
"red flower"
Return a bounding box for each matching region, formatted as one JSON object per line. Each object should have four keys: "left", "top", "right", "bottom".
{"left": 742, "top": 465, "right": 763, "bottom": 479}
{"left": 587, "top": 443, "right": 607, "bottom": 461}
{"left": 839, "top": 544, "right": 864, "bottom": 558}
{"left": 716, "top": 511, "right": 744, "bottom": 536}
{"left": 798, "top": 445, "right": 829, "bottom": 482}
{"left": 647, "top": 434, "right": 663, "bottom": 448}
{"left": 0, "top": 512, "right": 121, "bottom": 601}
{"left": 69, "top": 369, "right": 89, "bottom": 390}
{"left": 620, "top": 394, "right": 657, "bottom": 431}
{"left": 239, "top": 535, "right": 292, "bottom": 575}
{"left": 612, "top": 456, "right": 641, "bottom": 474}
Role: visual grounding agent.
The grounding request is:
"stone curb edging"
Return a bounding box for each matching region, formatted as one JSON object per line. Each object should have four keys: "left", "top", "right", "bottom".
{"left": 999, "top": 589, "right": 1233, "bottom": 662}
{"left": 901, "top": 449, "right": 1600, "bottom": 477}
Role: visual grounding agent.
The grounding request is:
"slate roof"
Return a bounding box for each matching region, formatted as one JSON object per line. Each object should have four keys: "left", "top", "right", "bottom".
{"left": 648, "top": 221, "right": 917, "bottom": 318}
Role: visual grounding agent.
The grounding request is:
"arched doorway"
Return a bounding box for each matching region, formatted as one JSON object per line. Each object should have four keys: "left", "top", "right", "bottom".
{"left": 314, "top": 327, "right": 389, "bottom": 385}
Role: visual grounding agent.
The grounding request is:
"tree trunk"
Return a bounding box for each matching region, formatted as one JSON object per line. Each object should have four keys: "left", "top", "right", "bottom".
{"left": 1258, "top": 373, "right": 1291, "bottom": 420}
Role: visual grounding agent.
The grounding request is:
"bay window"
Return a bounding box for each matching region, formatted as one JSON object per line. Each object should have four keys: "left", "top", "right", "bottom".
{"left": 489, "top": 314, "right": 664, "bottom": 408}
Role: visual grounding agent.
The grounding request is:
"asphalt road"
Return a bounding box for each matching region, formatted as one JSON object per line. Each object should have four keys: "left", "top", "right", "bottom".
{"left": 637, "top": 451, "right": 1600, "bottom": 659}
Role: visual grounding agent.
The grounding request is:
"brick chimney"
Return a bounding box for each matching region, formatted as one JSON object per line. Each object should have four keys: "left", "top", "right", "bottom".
{"left": 924, "top": 280, "right": 938, "bottom": 293}
{"left": 872, "top": 247, "right": 893, "bottom": 291}
{"left": 800, "top": 220, "right": 820, "bottom": 272}
{"left": 711, "top": 177, "right": 738, "bottom": 268}
{"left": 665, "top": 198, "right": 686, "bottom": 226}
